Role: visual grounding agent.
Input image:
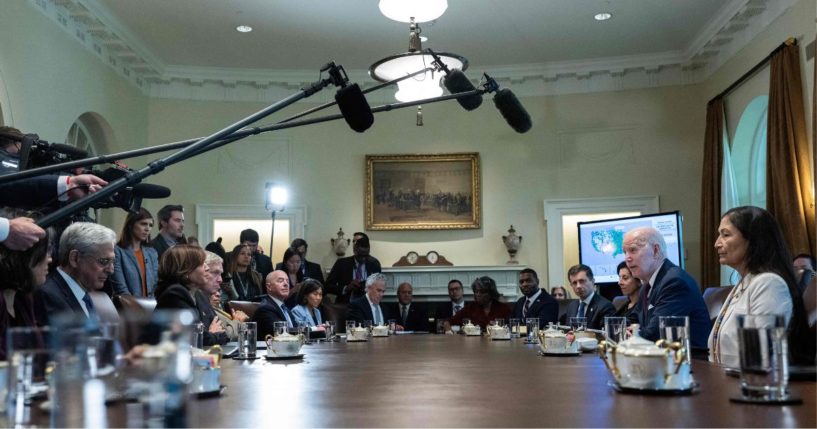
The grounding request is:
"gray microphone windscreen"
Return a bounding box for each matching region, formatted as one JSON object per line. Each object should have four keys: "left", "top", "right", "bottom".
{"left": 443, "top": 70, "right": 482, "bottom": 111}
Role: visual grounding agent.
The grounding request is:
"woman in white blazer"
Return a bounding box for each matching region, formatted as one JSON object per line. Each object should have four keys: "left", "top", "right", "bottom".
{"left": 708, "top": 206, "right": 813, "bottom": 367}
{"left": 110, "top": 208, "right": 159, "bottom": 297}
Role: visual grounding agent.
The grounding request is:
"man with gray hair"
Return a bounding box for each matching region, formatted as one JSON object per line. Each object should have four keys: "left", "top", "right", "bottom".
{"left": 622, "top": 226, "right": 711, "bottom": 349}
{"left": 347, "top": 273, "right": 387, "bottom": 326}
{"left": 35, "top": 222, "right": 117, "bottom": 326}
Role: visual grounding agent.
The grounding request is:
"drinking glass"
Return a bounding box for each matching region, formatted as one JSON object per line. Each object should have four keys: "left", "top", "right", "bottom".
{"left": 509, "top": 318, "right": 521, "bottom": 338}
{"left": 345, "top": 320, "right": 357, "bottom": 334}
{"left": 525, "top": 318, "right": 540, "bottom": 343}
{"left": 238, "top": 322, "right": 257, "bottom": 359}
{"left": 569, "top": 317, "right": 587, "bottom": 332}
{"left": 325, "top": 321, "right": 336, "bottom": 340}
{"left": 462, "top": 318, "right": 471, "bottom": 327}
{"left": 273, "top": 321, "right": 288, "bottom": 337}
{"left": 659, "top": 316, "right": 690, "bottom": 364}
{"left": 6, "top": 326, "right": 51, "bottom": 426}
{"left": 736, "top": 314, "right": 789, "bottom": 401}
{"left": 191, "top": 322, "right": 204, "bottom": 349}
{"left": 387, "top": 319, "right": 397, "bottom": 334}
{"left": 297, "top": 322, "right": 311, "bottom": 344}
{"left": 604, "top": 317, "right": 627, "bottom": 344}
{"left": 364, "top": 320, "right": 373, "bottom": 333}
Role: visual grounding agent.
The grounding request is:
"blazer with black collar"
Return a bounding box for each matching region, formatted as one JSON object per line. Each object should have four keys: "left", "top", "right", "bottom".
{"left": 253, "top": 298, "right": 295, "bottom": 340}
{"left": 512, "top": 290, "right": 559, "bottom": 328}
{"left": 34, "top": 271, "right": 88, "bottom": 326}
{"left": 559, "top": 292, "right": 616, "bottom": 330}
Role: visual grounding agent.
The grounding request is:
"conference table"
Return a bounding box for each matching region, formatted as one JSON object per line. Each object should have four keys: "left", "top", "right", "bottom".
{"left": 35, "top": 334, "right": 817, "bottom": 427}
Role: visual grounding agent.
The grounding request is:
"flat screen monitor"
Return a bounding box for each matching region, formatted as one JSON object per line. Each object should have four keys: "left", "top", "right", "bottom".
{"left": 577, "top": 211, "right": 684, "bottom": 284}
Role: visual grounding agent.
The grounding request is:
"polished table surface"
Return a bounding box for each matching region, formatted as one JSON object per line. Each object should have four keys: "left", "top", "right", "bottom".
{"left": 35, "top": 334, "right": 817, "bottom": 427}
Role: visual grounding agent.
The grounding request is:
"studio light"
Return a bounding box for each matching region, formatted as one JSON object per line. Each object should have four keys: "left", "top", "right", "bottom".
{"left": 265, "top": 182, "right": 288, "bottom": 260}
{"left": 378, "top": 0, "right": 448, "bottom": 23}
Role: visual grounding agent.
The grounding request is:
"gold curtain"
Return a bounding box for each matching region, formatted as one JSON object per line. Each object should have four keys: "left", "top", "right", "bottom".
{"left": 700, "top": 98, "right": 725, "bottom": 288}
{"left": 767, "top": 41, "right": 816, "bottom": 256}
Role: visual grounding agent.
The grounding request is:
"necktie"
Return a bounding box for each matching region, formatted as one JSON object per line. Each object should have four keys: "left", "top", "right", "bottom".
{"left": 641, "top": 282, "right": 652, "bottom": 322}
{"left": 577, "top": 301, "right": 586, "bottom": 318}
{"left": 372, "top": 304, "right": 382, "bottom": 325}
{"left": 523, "top": 299, "right": 531, "bottom": 318}
{"left": 453, "top": 304, "right": 462, "bottom": 316}
{"left": 354, "top": 262, "right": 366, "bottom": 282}
{"left": 401, "top": 305, "right": 408, "bottom": 325}
{"left": 82, "top": 293, "right": 99, "bottom": 322}
{"left": 281, "top": 303, "right": 293, "bottom": 328}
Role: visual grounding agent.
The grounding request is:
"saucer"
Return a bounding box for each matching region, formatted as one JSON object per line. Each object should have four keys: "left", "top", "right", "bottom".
{"left": 232, "top": 355, "right": 260, "bottom": 360}
{"left": 491, "top": 337, "right": 511, "bottom": 341}
{"left": 608, "top": 380, "right": 698, "bottom": 395}
{"left": 194, "top": 385, "right": 227, "bottom": 399}
{"left": 371, "top": 333, "right": 389, "bottom": 338}
{"left": 728, "top": 395, "right": 803, "bottom": 405}
{"left": 264, "top": 353, "right": 305, "bottom": 360}
{"left": 346, "top": 338, "right": 368, "bottom": 342}
{"left": 539, "top": 349, "right": 581, "bottom": 356}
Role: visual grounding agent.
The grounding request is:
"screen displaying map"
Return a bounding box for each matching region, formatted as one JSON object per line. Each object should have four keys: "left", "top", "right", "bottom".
{"left": 578, "top": 212, "right": 683, "bottom": 283}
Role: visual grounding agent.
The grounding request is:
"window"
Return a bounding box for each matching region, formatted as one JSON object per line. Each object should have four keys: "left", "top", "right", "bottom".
{"left": 729, "top": 95, "right": 768, "bottom": 208}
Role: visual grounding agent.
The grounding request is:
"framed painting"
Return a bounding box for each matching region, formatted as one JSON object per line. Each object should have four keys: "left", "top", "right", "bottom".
{"left": 365, "top": 153, "right": 481, "bottom": 230}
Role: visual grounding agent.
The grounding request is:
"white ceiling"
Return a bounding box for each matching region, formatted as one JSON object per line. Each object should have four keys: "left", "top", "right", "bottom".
{"left": 97, "top": 0, "right": 730, "bottom": 71}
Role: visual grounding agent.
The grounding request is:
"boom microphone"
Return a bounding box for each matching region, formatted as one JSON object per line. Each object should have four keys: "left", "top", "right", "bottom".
{"left": 492, "top": 88, "right": 532, "bottom": 133}
{"left": 335, "top": 83, "right": 374, "bottom": 133}
{"left": 443, "top": 69, "right": 483, "bottom": 111}
{"left": 132, "top": 183, "right": 171, "bottom": 199}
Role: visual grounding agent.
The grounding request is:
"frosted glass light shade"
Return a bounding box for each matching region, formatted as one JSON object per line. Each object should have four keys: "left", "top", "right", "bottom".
{"left": 379, "top": 0, "right": 448, "bottom": 23}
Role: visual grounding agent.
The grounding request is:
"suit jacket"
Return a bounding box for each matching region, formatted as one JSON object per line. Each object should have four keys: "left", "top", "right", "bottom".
{"left": 513, "top": 291, "right": 559, "bottom": 328}
{"left": 275, "top": 259, "right": 325, "bottom": 283}
{"left": 434, "top": 301, "right": 465, "bottom": 320}
{"left": 0, "top": 174, "right": 59, "bottom": 208}
{"left": 628, "top": 260, "right": 711, "bottom": 349}
{"left": 559, "top": 292, "right": 616, "bottom": 330}
{"left": 34, "top": 271, "right": 88, "bottom": 326}
{"left": 253, "top": 299, "right": 295, "bottom": 340}
{"left": 0, "top": 291, "right": 40, "bottom": 361}
{"left": 347, "top": 296, "right": 384, "bottom": 325}
{"left": 193, "top": 290, "right": 228, "bottom": 346}
{"left": 155, "top": 283, "right": 197, "bottom": 311}
{"left": 252, "top": 253, "right": 274, "bottom": 280}
{"left": 110, "top": 245, "right": 159, "bottom": 297}
{"left": 325, "top": 256, "right": 382, "bottom": 303}
{"left": 387, "top": 302, "right": 429, "bottom": 331}
{"left": 148, "top": 235, "right": 173, "bottom": 259}
{"left": 291, "top": 304, "right": 323, "bottom": 327}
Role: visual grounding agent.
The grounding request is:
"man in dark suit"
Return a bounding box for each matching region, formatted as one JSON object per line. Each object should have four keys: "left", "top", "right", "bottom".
{"left": 434, "top": 279, "right": 466, "bottom": 321}
{"left": 512, "top": 268, "right": 558, "bottom": 328}
{"left": 387, "top": 282, "right": 428, "bottom": 332}
{"left": 236, "top": 229, "right": 274, "bottom": 280}
{"left": 275, "top": 238, "right": 324, "bottom": 283}
{"left": 149, "top": 204, "right": 185, "bottom": 259}
{"left": 326, "top": 234, "right": 381, "bottom": 303}
{"left": 347, "top": 273, "right": 387, "bottom": 326}
{"left": 623, "top": 227, "right": 711, "bottom": 349}
{"left": 559, "top": 264, "right": 615, "bottom": 330}
{"left": 35, "top": 222, "right": 117, "bottom": 326}
{"left": 253, "top": 270, "right": 296, "bottom": 339}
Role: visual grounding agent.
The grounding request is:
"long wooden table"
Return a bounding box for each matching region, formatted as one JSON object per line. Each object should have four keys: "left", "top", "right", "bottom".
{"left": 32, "top": 334, "right": 817, "bottom": 427}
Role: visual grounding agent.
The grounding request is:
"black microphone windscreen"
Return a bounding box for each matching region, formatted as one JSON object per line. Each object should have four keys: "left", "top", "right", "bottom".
{"left": 50, "top": 143, "right": 88, "bottom": 159}
{"left": 335, "top": 83, "right": 374, "bottom": 133}
{"left": 492, "top": 88, "right": 532, "bottom": 133}
{"left": 443, "top": 70, "right": 482, "bottom": 111}
{"left": 132, "top": 183, "right": 171, "bottom": 199}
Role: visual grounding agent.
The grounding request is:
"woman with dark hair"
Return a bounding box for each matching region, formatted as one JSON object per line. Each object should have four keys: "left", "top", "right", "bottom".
{"left": 445, "top": 276, "right": 512, "bottom": 331}
{"left": 154, "top": 244, "right": 210, "bottom": 308}
{"left": 282, "top": 247, "right": 303, "bottom": 297}
{"left": 290, "top": 278, "right": 324, "bottom": 327}
{"left": 0, "top": 218, "right": 52, "bottom": 360}
{"left": 110, "top": 208, "right": 159, "bottom": 297}
{"left": 222, "top": 244, "right": 262, "bottom": 303}
{"left": 613, "top": 261, "right": 641, "bottom": 317}
{"left": 708, "top": 206, "right": 814, "bottom": 366}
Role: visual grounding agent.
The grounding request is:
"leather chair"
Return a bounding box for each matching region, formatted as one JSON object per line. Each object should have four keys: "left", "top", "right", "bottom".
{"left": 89, "top": 292, "right": 121, "bottom": 324}
{"left": 702, "top": 286, "right": 733, "bottom": 323}
{"left": 557, "top": 299, "right": 577, "bottom": 322}
{"left": 612, "top": 296, "right": 629, "bottom": 311}
{"left": 113, "top": 295, "right": 157, "bottom": 350}
{"left": 114, "top": 294, "right": 157, "bottom": 319}
{"left": 323, "top": 303, "right": 349, "bottom": 333}
{"left": 227, "top": 301, "right": 261, "bottom": 319}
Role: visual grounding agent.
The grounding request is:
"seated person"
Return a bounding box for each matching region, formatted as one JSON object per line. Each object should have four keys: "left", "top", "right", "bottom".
{"left": 559, "top": 264, "right": 616, "bottom": 330}
{"left": 388, "top": 282, "right": 428, "bottom": 332}
{"left": 445, "top": 276, "right": 512, "bottom": 331}
{"left": 193, "top": 251, "right": 229, "bottom": 346}
{"left": 550, "top": 286, "right": 569, "bottom": 299}
{"left": 252, "top": 270, "right": 295, "bottom": 339}
{"left": 512, "top": 268, "right": 558, "bottom": 328}
{"left": 291, "top": 278, "right": 325, "bottom": 327}
{"left": 613, "top": 261, "right": 641, "bottom": 317}
{"left": 708, "top": 206, "right": 814, "bottom": 366}
{"left": 222, "top": 244, "right": 263, "bottom": 304}
{"left": 347, "top": 273, "right": 388, "bottom": 326}
{"left": 434, "top": 279, "right": 466, "bottom": 321}
{"left": 210, "top": 288, "right": 248, "bottom": 340}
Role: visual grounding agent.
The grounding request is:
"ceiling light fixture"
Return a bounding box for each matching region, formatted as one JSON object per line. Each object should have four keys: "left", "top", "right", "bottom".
{"left": 369, "top": 18, "right": 467, "bottom": 102}
{"left": 378, "top": 0, "right": 448, "bottom": 23}
{"left": 235, "top": 25, "right": 253, "bottom": 33}
{"left": 594, "top": 12, "right": 612, "bottom": 21}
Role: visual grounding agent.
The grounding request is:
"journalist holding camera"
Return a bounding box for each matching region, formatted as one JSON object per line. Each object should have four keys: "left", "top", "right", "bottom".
{"left": 0, "top": 126, "right": 107, "bottom": 251}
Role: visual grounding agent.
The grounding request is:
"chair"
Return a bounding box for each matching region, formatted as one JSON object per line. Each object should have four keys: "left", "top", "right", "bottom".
{"left": 114, "top": 295, "right": 157, "bottom": 318}
{"left": 557, "top": 299, "right": 576, "bottom": 322}
{"left": 89, "top": 291, "right": 121, "bottom": 324}
{"left": 226, "top": 301, "right": 261, "bottom": 319}
{"left": 702, "top": 286, "right": 733, "bottom": 323}
{"left": 323, "top": 303, "right": 349, "bottom": 333}
{"left": 612, "top": 296, "right": 629, "bottom": 311}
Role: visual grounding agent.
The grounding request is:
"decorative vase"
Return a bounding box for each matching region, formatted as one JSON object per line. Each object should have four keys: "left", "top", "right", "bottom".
{"left": 502, "top": 225, "right": 522, "bottom": 264}
{"left": 331, "top": 227, "right": 350, "bottom": 256}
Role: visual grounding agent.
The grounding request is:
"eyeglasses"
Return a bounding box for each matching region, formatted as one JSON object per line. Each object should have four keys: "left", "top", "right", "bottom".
{"left": 82, "top": 253, "right": 115, "bottom": 268}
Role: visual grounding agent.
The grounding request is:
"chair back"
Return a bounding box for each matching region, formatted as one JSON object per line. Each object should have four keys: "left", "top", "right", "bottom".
{"left": 702, "top": 286, "right": 733, "bottom": 323}
{"left": 227, "top": 301, "right": 261, "bottom": 319}
{"left": 323, "top": 303, "right": 349, "bottom": 333}
{"left": 89, "top": 292, "right": 121, "bottom": 325}
{"left": 557, "top": 299, "right": 577, "bottom": 321}
{"left": 611, "top": 296, "right": 629, "bottom": 311}
{"left": 114, "top": 295, "right": 157, "bottom": 318}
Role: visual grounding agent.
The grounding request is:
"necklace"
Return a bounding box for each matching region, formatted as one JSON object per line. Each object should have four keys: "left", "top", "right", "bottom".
{"left": 234, "top": 271, "right": 249, "bottom": 297}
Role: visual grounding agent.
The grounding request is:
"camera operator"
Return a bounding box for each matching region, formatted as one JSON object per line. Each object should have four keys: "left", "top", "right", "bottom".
{"left": 0, "top": 126, "right": 107, "bottom": 250}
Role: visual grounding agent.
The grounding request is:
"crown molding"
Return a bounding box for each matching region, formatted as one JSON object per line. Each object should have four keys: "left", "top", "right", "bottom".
{"left": 29, "top": 0, "right": 798, "bottom": 102}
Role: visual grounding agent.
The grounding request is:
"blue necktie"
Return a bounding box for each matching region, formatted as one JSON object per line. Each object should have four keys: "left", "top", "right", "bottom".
{"left": 281, "top": 303, "right": 293, "bottom": 328}
{"left": 82, "top": 293, "right": 99, "bottom": 322}
{"left": 577, "top": 301, "right": 586, "bottom": 318}
{"left": 372, "top": 304, "right": 382, "bottom": 325}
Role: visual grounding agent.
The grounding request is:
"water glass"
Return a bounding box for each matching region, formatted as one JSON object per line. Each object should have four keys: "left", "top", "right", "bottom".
{"left": 364, "top": 320, "right": 373, "bottom": 332}
{"left": 238, "top": 322, "right": 257, "bottom": 359}
{"left": 509, "top": 318, "right": 521, "bottom": 338}
{"left": 462, "top": 318, "right": 471, "bottom": 328}
{"left": 297, "top": 322, "right": 311, "bottom": 344}
{"left": 388, "top": 319, "right": 397, "bottom": 334}
{"left": 569, "top": 317, "right": 587, "bottom": 332}
{"left": 659, "top": 316, "right": 690, "bottom": 364}
{"left": 737, "top": 314, "right": 789, "bottom": 401}
{"left": 325, "top": 321, "right": 336, "bottom": 340}
{"left": 345, "top": 320, "right": 357, "bottom": 334}
{"left": 525, "top": 318, "right": 540, "bottom": 343}
{"left": 604, "top": 317, "right": 627, "bottom": 344}
{"left": 273, "top": 321, "right": 288, "bottom": 337}
{"left": 192, "top": 322, "right": 204, "bottom": 349}
{"left": 6, "top": 326, "right": 51, "bottom": 426}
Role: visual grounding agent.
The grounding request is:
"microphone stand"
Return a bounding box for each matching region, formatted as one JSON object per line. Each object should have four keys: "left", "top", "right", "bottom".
{"left": 34, "top": 64, "right": 347, "bottom": 228}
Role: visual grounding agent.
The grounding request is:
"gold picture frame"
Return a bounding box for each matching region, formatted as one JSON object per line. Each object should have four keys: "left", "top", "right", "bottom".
{"left": 365, "top": 153, "right": 481, "bottom": 230}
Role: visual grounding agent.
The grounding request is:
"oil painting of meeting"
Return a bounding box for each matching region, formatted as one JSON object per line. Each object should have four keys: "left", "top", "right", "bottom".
{"left": 0, "top": 0, "right": 815, "bottom": 427}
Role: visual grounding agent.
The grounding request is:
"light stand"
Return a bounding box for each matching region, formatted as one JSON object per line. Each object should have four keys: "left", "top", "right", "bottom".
{"left": 265, "top": 183, "right": 288, "bottom": 262}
